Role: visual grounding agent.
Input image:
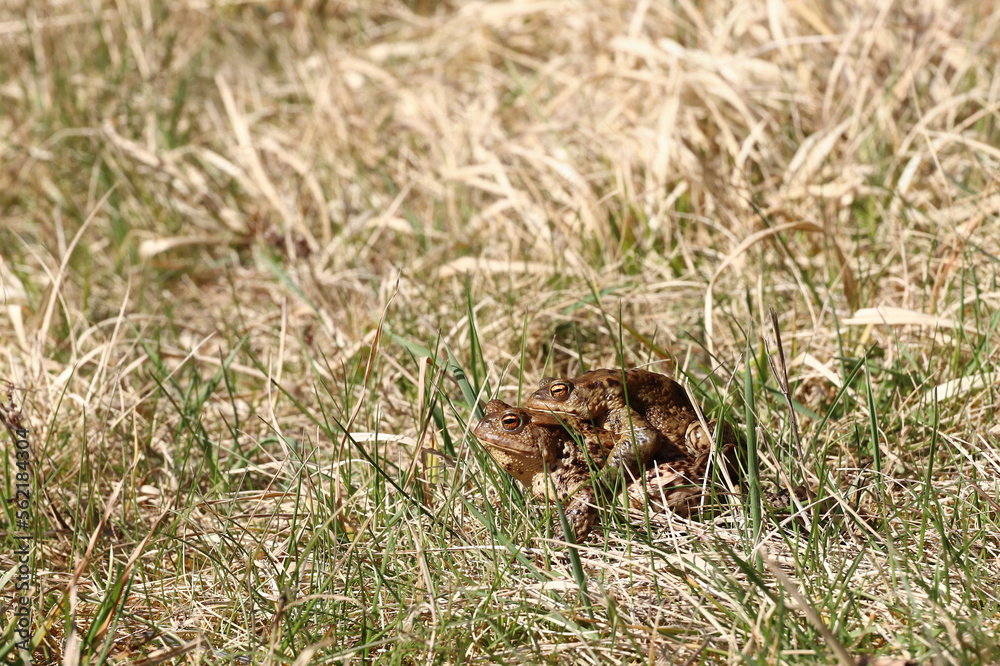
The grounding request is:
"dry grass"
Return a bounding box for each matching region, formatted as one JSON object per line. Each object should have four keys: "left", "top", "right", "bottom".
{"left": 1, "top": 0, "right": 999, "bottom": 663}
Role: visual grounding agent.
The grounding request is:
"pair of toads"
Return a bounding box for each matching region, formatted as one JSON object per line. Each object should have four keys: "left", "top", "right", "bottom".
{"left": 474, "top": 368, "right": 741, "bottom": 541}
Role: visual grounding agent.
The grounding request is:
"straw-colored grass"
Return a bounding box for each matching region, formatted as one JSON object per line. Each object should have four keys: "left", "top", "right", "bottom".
{"left": 1, "top": 0, "right": 998, "bottom": 663}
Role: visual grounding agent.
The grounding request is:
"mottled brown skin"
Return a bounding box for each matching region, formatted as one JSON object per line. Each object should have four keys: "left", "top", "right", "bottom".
{"left": 474, "top": 399, "right": 617, "bottom": 540}
{"left": 527, "top": 368, "right": 739, "bottom": 484}
{"left": 626, "top": 454, "right": 714, "bottom": 517}
{"left": 475, "top": 399, "right": 724, "bottom": 539}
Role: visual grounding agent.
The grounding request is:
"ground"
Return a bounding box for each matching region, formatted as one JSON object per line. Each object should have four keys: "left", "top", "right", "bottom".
{"left": 0, "top": 0, "right": 999, "bottom": 663}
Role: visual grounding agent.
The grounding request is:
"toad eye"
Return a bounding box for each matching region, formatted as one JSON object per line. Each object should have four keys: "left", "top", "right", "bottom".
{"left": 549, "top": 381, "right": 570, "bottom": 400}
{"left": 500, "top": 413, "right": 523, "bottom": 432}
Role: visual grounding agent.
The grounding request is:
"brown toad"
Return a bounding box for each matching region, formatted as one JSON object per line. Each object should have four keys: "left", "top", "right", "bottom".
{"left": 526, "top": 368, "right": 739, "bottom": 484}
{"left": 474, "top": 399, "right": 619, "bottom": 540}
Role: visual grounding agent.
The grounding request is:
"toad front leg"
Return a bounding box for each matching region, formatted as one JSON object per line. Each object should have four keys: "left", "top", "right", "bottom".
{"left": 531, "top": 463, "right": 600, "bottom": 541}
{"left": 598, "top": 417, "right": 663, "bottom": 484}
